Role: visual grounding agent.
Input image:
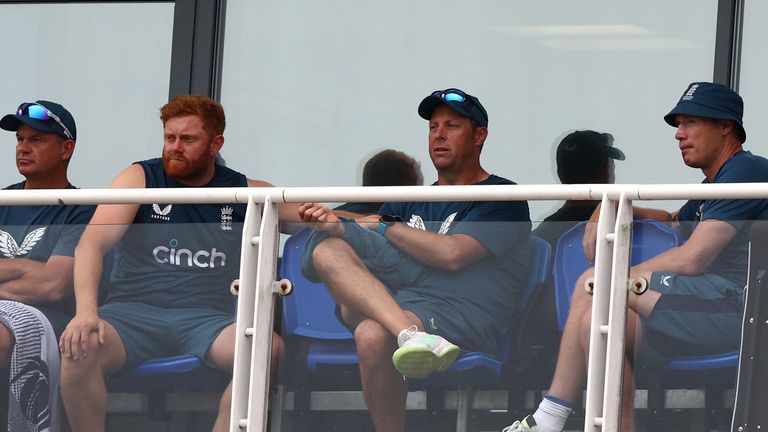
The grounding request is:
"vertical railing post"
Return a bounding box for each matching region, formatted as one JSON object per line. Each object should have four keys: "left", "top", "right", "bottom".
{"left": 230, "top": 195, "right": 280, "bottom": 431}
{"left": 601, "top": 193, "right": 634, "bottom": 430}
{"left": 583, "top": 193, "right": 634, "bottom": 431}
{"left": 584, "top": 193, "right": 617, "bottom": 430}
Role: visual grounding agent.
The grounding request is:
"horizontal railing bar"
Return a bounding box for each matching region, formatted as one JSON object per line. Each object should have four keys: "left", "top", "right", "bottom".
{"left": 0, "top": 182, "right": 767, "bottom": 205}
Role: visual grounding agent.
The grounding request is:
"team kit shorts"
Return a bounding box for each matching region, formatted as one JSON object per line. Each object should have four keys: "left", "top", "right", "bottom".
{"left": 100, "top": 302, "right": 234, "bottom": 369}
{"left": 640, "top": 271, "right": 743, "bottom": 366}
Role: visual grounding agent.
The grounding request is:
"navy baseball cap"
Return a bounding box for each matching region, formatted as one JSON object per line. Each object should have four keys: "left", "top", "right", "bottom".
{"left": 557, "top": 130, "right": 624, "bottom": 165}
{"left": 664, "top": 82, "right": 745, "bottom": 143}
{"left": 0, "top": 100, "right": 77, "bottom": 141}
{"left": 418, "top": 88, "right": 488, "bottom": 127}
{"left": 557, "top": 130, "right": 624, "bottom": 183}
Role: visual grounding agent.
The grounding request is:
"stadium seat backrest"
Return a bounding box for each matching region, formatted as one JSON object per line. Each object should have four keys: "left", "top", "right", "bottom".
{"left": 553, "top": 220, "right": 680, "bottom": 331}
{"left": 280, "top": 228, "right": 354, "bottom": 340}
{"left": 496, "top": 235, "right": 551, "bottom": 361}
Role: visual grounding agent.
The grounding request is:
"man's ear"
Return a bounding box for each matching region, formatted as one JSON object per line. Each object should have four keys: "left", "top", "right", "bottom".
{"left": 211, "top": 134, "right": 225, "bottom": 155}
{"left": 61, "top": 139, "right": 75, "bottom": 162}
{"left": 474, "top": 126, "right": 488, "bottom": 148}
{"left": 720, "top": 120, "right": 735, "bottom": 138}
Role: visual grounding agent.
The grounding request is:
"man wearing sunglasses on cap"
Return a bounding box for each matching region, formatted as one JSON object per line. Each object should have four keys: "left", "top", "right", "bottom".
{"left": 299, "top": 88, "right": 531, "bottom": 432}
{"left": 58, "top": 95, "right": 301, "bottom": 432}
{"left": 0, "top": 101, "right": 94, "bottom": 431}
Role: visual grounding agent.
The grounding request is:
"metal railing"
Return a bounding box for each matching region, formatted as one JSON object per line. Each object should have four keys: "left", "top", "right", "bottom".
{"left": 2, "top": 182, "right": 767, "bottom": 431}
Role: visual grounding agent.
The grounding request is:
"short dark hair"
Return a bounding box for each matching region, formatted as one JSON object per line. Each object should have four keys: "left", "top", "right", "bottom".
{"left": 363, "top": 149, "right": 423, "bottom": 186}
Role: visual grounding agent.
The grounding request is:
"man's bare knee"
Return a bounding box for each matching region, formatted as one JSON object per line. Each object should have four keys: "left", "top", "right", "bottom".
{"left": 61, "top": 333, "right": 112, "bottom": 378}
{"left": 312, "top": 238, "right": 353, "bottom": 274}
{"left": 355, "top": 320, "right": 395, "bottom": 363}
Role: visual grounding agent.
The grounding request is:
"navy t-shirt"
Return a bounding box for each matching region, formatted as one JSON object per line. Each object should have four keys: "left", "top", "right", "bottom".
{"left": 677, "top": 151, "right": 768, "bottom": 285}
{"left": 106, "top": 158, "right": 248, "bottom": 312}
{"left": 0, "top": 182, "right": 95, "bottom": 334}
{"left": 380, "top": 175, "right": 532, "bottom": 345}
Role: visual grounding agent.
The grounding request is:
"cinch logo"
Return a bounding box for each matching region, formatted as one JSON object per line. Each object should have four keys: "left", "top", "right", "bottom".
{"left": 152, "top": 238, "right": 226, "bottom": 268}
{"left": 0, "top": 227, "right": 46, "bottom": 258}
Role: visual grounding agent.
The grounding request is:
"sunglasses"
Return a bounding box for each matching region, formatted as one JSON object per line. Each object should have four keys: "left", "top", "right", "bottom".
{"left": 431, "top": 88, "right": 469, "bottom": 103}
{"left": 430, "top": 88, "right": 488, "bottom": 125}
{"left": 17, "top": 102, "right": 74, "bottom": 140}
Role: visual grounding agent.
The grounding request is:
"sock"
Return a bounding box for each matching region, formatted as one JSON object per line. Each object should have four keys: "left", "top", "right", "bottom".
{"left": 531, "top": 395, "right": 572, "bottom": 432}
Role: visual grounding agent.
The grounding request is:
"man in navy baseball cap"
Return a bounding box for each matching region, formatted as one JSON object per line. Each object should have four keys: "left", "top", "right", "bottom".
{"left": 0, "top": 99, "right": 92, "bottom": 430}
{"left": 664, "top": 82, "right": 746, "bottom": 143}
{"left": 0, "top": 100, "right": 77, "bottom": 142}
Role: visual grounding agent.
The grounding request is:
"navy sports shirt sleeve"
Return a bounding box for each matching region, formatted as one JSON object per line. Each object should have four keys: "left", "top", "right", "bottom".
{"left": 700, "top": 153, "right": 768, "bottom": 225}
{"left": 49, "top": 205, "right": 95, "bottom": 258}
{"left": 450, "top": 199, "right": 531, "bottom": 257}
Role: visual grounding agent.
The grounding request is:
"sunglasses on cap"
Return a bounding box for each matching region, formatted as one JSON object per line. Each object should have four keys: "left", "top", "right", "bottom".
{"left": 17, "top": 102, "right": 74, "bottom": 141}
{"left": 431, "top": 88, "right": 470, "bottom": 103}
{"left": 430, "top": 88, "right": 488, "bottom": 125}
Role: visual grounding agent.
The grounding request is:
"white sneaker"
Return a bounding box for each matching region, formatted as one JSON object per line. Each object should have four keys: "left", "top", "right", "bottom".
{"left": 391, "top": 325, "right": 460, "bottom": 379}
{"left": 502, "top": 415, "right": 538, "bottom": 431}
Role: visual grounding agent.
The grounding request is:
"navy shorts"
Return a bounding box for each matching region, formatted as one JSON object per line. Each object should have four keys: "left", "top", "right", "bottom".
{"left": 329, "top": 223, "right": 493, "bottom": 353}
{"left": 100, "top": 302, "right": 234, "bottom": 370}
{"left": 640, "top": 272, "right": 743, "bottom": 367}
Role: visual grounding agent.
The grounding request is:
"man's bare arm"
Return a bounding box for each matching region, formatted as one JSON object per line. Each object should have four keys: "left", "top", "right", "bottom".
{"left": 60, "top": 164, "right": 144, "bottom": 359}
{"left": 247, "top": 179, "right": 305, "bottom": 233}
{"left": 632, "top": 219, "right": 737, "bottom": 275}
{"left": 0, "top": 256, "right": 74, "bottom": 303}
{"left": 298, "top": 203, "right": 489, "bottom": 270}
{"left": 583, "top": 204, "right": 675, "bottom": 261}
{"left": 381, "top": 222, "right": 488, "bottom": 271}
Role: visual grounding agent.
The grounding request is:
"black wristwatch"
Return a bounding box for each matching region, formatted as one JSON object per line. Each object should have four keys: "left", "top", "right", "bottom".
{"left": 377, "top": 214, "right": 402, "bottom": 237}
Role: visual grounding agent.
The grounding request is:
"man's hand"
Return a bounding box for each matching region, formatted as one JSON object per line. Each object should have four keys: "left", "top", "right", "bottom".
{"left": 59, "top": 312, "right": 105, "bottom": 360}
{"left": 298, "top": 203, "right": 345, "bottom": 237}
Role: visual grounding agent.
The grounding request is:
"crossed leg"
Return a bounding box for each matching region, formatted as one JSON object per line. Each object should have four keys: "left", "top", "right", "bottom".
{"left": 312, "top": 237, "right": 428, "bottom": 432}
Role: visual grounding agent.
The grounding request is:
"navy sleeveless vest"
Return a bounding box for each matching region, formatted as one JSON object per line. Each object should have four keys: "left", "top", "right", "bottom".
{"left": 107, "top": 158, "right": 248, "bottom": 312}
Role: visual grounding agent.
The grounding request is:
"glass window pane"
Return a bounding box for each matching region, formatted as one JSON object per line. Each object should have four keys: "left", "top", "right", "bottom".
{"left": 0, "top": 3, "right": 174, "bottom": 188}
{"left": 221, "top": 0, "right": 717, "bottom": 220}
{"left": 738, "top": 1, "right": 768, "bottom": 160}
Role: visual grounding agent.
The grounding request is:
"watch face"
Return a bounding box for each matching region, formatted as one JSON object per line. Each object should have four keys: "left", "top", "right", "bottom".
{"left": 381, "top": 214, "right": 403, "bottom": 223}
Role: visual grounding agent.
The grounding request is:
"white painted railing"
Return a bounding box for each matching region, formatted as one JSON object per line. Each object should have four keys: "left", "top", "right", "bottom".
{"left": 3, "top": 182, "right": 766, "bottom": 431}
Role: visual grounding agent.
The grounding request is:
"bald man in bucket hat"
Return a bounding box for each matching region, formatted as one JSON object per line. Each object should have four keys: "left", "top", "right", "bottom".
{"left": 502, "top": 82, "right": 768, "bottom": 432}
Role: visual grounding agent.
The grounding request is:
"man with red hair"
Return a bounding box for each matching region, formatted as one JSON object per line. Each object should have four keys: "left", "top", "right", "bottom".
{"left": 59, "top": 95, "right": 294, "bottom": 432}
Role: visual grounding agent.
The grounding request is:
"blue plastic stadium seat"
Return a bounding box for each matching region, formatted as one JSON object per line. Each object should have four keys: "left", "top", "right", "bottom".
{"left": 553, "top": 219, "right": 681, "bottom": 331}
{"left": 129, "top": 354, "right": 205, "bottom": 375}
{"left": 552, "top": 219, "right": 738, "bottom": 380}
{"left": 280, "top": 228, "right": 358, "bottom": 373}
{"left": 280, "top": 229, "right": 552, "bottom": 382}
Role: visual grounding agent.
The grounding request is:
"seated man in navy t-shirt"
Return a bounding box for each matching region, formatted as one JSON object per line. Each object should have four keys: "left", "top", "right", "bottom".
{"left": 300, "top": 88, "right": 531, "bottom": 432}
{"left": 58, "top": 95, "right": 302, "bottom": 432}
{"left": 0, "top": 101, "right": 94, "bottom": 431}
{"left": 503, "top": 84, "right": 768, "bottom": 432}
{"left": 334, "top": 149, "right": 424, "bottom": 215}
